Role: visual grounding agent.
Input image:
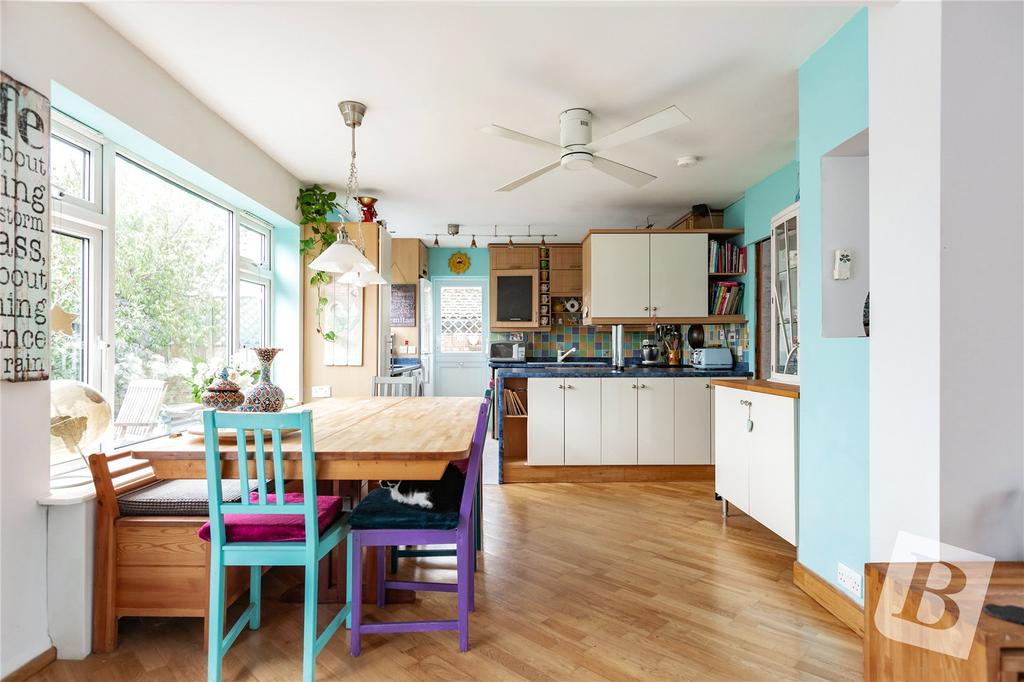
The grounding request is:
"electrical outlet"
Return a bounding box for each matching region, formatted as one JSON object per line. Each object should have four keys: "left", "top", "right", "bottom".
{"left": 837, "top": 562, "right": 862, "bottom": 597}
{"left": 311, "top": 385, "right": 332, "bottom": 398}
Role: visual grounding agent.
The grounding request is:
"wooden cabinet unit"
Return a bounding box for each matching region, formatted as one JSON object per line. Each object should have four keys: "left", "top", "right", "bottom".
{"left": 490, "top": 244, "right": 539, "bottom": 270}
{"left": 713, "top": 383, "right": 799, "bottom": 544}
{"left": 549, "top": 244, "right": 583, "bottom": 270}
{"left": 527, "top": 377, "right": 601, "bottom": 466}
{"left": 549, "top": 269, "right": 582, "bottom": 296}
{"left": 491, "top": 268, "right": 539, "bottom": 328}
{"left": 582, "top": 228, "right": 745, "bottom": 325}
{"left": 392, "top": 237, "right": 428, "bottom": 284}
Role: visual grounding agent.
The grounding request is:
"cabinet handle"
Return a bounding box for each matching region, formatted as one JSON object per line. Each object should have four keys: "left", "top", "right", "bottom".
{"left": 651, "top": 306, "right": 658, "bottom": 312}
{"left": 638, "top": 383, "right": 646, "bottom": 389}
{"left": 705, "top": 383, "right": 710, "bottom": 389}
{"left": 559, "top": 384, "right": 565, "bottom": 390}
{"left": 566, "top": 384, "right": 573, "bottom": 389}
{"left": 643, "top": 306, "right": 649, "bottom": 312}
{"left": 740, "top": 399, "right": 751, "bottom": 406}
{"left": 631, "top": 384, "right": 637, "bottom": 389}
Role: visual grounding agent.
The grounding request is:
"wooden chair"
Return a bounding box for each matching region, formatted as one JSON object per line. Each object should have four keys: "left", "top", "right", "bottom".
{"left": 348, "top": 397, "right": 490, "bottom": 653}
{"left": 87, "top": 452, "right": 251, "bottom": 653}
{"left": 112, "top": 379, "right": 167, "bottom": 443}
{"left": 391, "top": 386, "right": 491, "bottom": 573}
{"left": 201, "top": 409, "right": 351, "bottom": 682}
{"left": 370, "top": 375, "right": 419, "bottom": 397}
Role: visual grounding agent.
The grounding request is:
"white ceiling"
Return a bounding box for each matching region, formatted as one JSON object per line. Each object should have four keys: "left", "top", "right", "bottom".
{"left": 89, "top": 2, "right": 857, "bottom": 244}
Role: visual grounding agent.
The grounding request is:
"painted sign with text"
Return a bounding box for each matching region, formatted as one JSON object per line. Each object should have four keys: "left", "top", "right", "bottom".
{"left": 1, "top": 72, "right": 51, "bottom": 381}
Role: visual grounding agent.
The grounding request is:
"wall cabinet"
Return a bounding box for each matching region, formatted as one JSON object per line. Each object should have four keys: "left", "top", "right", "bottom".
{"left": 527, "top": 378, "right": 601, "bottom": 466}
{"left": 490, "top": 245, "right": 539, "bottom": 270}
{"left": 713, "top": 385, "right": 798, "bottom": 544}
{"left": 391, "top": 238, "right": 428, "bottom": 284}
{"left": 584, "top": 232, "right": 709, "bottom": 322}
{"left": 549, "top": 269, "right": 582, "bottom": 297}
{"left": 549, "top": 245, "right": 582, "bottom": 270}
{"left": 491, "top": 269, "right": 538, "bottom": 328}
{"left": 527, "top": 377, "right": 712, "bottom": 466}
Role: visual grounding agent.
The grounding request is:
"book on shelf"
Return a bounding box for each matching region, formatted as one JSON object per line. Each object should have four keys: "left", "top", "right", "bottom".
{"left": 709, "top": 281, "right": 743, "bottom": 316}
{"left": 708, "top": 241, "right": 747, "bottom": 274}
{"left": 503, "top": 389, "right": 527, "bottom": 416}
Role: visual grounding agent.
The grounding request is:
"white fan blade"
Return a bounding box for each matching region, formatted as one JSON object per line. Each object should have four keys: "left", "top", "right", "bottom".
{"left": 496, "top": 162, "right": 561, "bottom": 192}
{"left": 593, "top": 156, "right": 656, "bottom": 188}
{"left": 588, "top": 106, "right": 691, "bottom": 153}
{"left": 481, "top": 125, "right": 560, "bottom": 151}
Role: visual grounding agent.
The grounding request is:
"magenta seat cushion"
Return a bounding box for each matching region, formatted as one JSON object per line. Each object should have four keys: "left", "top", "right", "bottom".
{"left": 198, "top": 492, "right": 344, "bottom": 543}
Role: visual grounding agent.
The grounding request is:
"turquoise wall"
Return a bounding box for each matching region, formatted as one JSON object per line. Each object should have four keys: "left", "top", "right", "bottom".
{"left": 796, "top": 9, "right": 870, "bottom": 601}
{"left": 427, "top": 247, "right": 490, "bottom": 278}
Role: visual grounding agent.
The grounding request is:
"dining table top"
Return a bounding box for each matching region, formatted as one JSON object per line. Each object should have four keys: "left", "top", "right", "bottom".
{"left": 132, "top": 396, "right": 483, "bottom": 481}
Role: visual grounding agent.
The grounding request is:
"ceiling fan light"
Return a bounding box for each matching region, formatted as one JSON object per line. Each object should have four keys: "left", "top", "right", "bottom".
{"left": 561, "top": 150, "right": 594, "bottom": 171}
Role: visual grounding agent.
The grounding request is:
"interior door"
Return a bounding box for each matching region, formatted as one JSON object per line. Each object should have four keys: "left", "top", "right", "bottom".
{"left": 433, "top": 277, "right": 488, "bottom": 396}
{"left": 589, "top": 234, "right": 650, "bottom": 318}
{"left": 527, "top": 378, "right": 565, "bottom": 465}
{"left": 637, "top": 378, "right": 674, "bottom": 464}
{"left": 650, "top": 233, "right": 708, "bottom": 317}
{"left": 601, "top": 378, "right": 638, "bottom": 464}
{"left": 563, "top": 378, "right": 602, "bottom": 465}
{"left": 674, "top": 378, "right": 712, "bottom": 464}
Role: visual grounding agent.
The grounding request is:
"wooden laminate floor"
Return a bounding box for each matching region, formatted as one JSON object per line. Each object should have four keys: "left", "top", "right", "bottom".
{"left": 34, "top": 482, "right": 862, "bottom": 681}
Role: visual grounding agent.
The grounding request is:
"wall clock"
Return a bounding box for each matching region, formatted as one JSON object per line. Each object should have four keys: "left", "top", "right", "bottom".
{"left": 448, "top": 251, "right": 471, "bottom": 274}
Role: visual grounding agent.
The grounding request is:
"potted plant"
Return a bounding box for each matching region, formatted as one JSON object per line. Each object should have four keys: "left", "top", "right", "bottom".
{"left": 297, "top": 184, "right": 342, "bottom": 341}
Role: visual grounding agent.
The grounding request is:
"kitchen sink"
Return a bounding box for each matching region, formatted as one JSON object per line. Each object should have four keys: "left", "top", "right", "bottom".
{"left": 525, "top": 361, "right": 610, "bottom": 367}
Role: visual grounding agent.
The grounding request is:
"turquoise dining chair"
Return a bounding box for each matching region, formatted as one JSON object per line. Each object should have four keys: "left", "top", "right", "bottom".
{"left": 200, "top": 409, "right": 351, "bottom": 682}
{"left": 390, "top": 386, "right": 492, "bottom": 574}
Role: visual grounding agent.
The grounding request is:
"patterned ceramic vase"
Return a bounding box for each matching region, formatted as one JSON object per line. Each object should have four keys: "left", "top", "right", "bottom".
{"left": 241, "top": 347, "right": 285, "bottom": 412}
{"left": 201, "top": 368, "right": 245, "bottom": 410}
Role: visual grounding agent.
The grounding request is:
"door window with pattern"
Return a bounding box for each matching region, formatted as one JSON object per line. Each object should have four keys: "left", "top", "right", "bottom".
{"left": 439, "top": 285, "right": 483, "bottom": 353}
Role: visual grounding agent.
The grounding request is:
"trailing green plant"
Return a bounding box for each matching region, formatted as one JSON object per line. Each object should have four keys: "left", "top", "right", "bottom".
{"left": 297, "top": 184, "right": 341, "bottom": 341}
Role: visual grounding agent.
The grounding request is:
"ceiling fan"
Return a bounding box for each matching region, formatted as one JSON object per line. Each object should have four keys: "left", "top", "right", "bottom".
{"left": 482, "top": 106, "right": 690, "bottom": 192}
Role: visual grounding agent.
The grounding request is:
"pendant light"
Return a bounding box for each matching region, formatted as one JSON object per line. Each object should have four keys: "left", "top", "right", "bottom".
{"left": 470, "top": 235, "right": 477, "bottom": 248}
{"left": 308, "top": 100, "right": 384, "bottom": 284}
{"left": 433, "top": 235, "right": 439, "bottom": 247}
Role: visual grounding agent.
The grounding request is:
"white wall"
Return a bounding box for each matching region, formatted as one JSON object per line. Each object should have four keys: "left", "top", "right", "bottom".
{"left": 868, "top": 0, "right": 944, "bottom": 562}
{"left": 0, "top": 3, "right": 300, "bottom": 672}
{"left": 937, "top": 0, "right": 1023, "bottom": 559}
{"left": 869, "top": 0, "right": 1024, "bottom": 562}
{"left": 821, "top": 147, "right": 869, "bottom": 338}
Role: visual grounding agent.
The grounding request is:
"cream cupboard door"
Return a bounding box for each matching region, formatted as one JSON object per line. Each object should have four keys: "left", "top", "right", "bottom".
{"left": 674, "top": 378, "right": 712, "bottom": 464}
{"left": 601, "top": 378, "right": 638, "bottom": 464}
{"left": 527, "top": 378, "right": 565, "bottom": 465}
{"left": 650, "top": 233, "right": 708, "bottom": 317}
{"left": 713, "top": 386, "right": 750, "bottom": 510}
{"left": 747, "top": 393, "right": 798, "bottom": 544}
{"left": 563, "top": 378, "right": 602, "bottom": 465}
{"left": 589, "top": 234, "right": 651, "bottom": 318}
{"left": 637, "top": 378, "right": 674, "bottom": 464}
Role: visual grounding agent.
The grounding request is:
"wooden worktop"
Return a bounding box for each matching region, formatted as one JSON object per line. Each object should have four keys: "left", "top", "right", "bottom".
{"left": 710, "top": 378, "right": 800, "bottom": 399}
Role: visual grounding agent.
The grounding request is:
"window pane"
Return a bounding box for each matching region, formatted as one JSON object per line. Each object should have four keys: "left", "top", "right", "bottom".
{"left": 239, "top": 226, "right": 266, "bottom": 266}
{"left": 439, "top": 285, "right": 483, "bottom": 353}
{"left": 239, "top": 279, "right": 267, "bottom": 348}
{"left": 50, "top": 135, "right": 88, "bottom": 200}
{"left": 114, "top": 156, "right": 231, "bottom": 446}
{"left": 50, "top": 232, "right": 86, "bottom": 381}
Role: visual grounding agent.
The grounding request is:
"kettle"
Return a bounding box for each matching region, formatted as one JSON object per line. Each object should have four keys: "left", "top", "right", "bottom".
{"left": 641, "top": 338, "right": 660, "bottom": 365}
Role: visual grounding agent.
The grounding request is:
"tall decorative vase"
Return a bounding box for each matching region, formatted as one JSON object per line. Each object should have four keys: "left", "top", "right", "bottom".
{"left": 241, "top": 347, "right": 285, "bottom": 412}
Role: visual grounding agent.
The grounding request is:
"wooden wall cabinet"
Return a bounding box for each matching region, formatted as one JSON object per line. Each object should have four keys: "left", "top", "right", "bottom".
{"left": 549, "top": 244, "right": 583, "bottom": 270}
{"left": 392, "top": 237, "right": 428, "bottom": 284}
{"left": 490, "top": 245, "right": 539, "bottom": 270}
{"left": 714, "top": 385, "right": 798, "bottom": 544}
{"left": 491, "top": 268, "right": 539, "bottom": 328}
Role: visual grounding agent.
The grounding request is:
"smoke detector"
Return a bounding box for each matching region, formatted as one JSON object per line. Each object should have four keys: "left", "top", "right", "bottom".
{"left": 677, "top": 155, "right": 701, "bottom": 168}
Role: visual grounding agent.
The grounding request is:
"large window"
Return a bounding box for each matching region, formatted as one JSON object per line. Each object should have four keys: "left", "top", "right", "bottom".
{"left": 48, "top": 114, "right": 277, "bottom": 466}
{"left": 439, "top": 285, "right": 484, "bottom": 353}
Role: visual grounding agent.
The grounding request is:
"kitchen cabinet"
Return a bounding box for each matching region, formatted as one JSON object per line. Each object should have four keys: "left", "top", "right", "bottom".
{"left": 491, "top": 268, "right": 538, "bottom": 328}
{"left": 637, "top": 379, "right": 674, "bottom": 464}
{"left": 549, "top": 269, "right": 582, "bottom": 297}
{"left": 527, "top": 377, "right": 601, "bottom": 466}
{"left": 650, "top": 234, "right": 708, "bottom": 317}
{"left": 713, "top": 385, "right": 798, "bottom": 544}
{"left": 490, "top": 245, "right": 539, "bottom": 270}
{"left": 391, "top": 237, "right": 428, "bottom": 284}
{"left": 549, "top": 245, "right": 582, "bottom": 270}
{"left": 674, "top": 379, "right": 712, "bottom": 464}
{"left": 584, "top": 232, "right": 709, "bottom": 322}
{"left": 600, "top": 378, "right": 639, "bottom": 464}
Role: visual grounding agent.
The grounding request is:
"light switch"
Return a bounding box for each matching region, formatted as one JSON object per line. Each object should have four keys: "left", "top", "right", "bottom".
{"left": 311, "top": 385, "right": 332, "bottom": 398}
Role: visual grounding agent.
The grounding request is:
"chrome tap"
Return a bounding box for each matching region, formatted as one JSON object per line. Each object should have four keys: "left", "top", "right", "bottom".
{"left": 557, "top": 346, "right": 577, "bottom": 363}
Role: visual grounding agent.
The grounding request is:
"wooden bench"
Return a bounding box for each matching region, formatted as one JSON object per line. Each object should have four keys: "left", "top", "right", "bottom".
{"left": 87, "top": 452, "right": 251, "bottom": 653}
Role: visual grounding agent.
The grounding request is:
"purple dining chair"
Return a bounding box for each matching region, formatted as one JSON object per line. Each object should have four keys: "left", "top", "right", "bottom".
{"left": 346, "top": 398, "right": 490, "bottom": 654}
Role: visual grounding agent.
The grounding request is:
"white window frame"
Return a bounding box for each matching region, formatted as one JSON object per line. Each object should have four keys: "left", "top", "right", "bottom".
{"left": 47, "top": 115, "right": 277, "bottom": 491}
{"left": 769, "top": 202, "right": 800, "bottom": 384}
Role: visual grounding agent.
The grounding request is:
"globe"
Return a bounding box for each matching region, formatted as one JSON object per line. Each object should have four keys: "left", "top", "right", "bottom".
{"left": 50, "top": 380, "right": 112, "bottom": 458}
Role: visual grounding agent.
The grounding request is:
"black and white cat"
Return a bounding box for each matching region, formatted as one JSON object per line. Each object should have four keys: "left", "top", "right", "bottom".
{"left": 379, "top": 463, "right": 465, "bottom": 513}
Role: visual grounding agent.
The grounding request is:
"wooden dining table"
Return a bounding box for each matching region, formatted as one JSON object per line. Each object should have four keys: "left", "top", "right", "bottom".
{"left": 130, "top": 396, "right": 483, "bottom": 604}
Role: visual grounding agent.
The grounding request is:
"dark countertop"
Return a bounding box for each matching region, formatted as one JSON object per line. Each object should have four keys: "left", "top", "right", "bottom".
{"left": 494, "top": 364, "right": 751, "bottom": 379}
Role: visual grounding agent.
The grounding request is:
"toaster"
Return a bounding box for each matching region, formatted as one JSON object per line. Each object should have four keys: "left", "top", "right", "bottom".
{"left": 692, "top": 347, "right": 733, "bottom": 369}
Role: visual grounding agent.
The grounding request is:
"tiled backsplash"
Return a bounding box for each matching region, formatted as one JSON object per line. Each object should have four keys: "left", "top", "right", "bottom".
{"left": 491, "top": 323, "right": 749, "bottom": 364}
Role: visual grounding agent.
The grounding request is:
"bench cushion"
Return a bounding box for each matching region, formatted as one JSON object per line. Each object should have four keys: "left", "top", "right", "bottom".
{"left": 349, "top": 487, "right": 460, "bottom": 530}
{"left": 198, "top": 493, "right": 345, "bottom": 543}
{"left": 117, "top": 480, "right": 249, "bottom": 517}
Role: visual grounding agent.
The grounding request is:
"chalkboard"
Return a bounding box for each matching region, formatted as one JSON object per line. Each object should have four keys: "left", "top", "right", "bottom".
{"left": 390, "top": 284, "right": 417, "bottom": 327}
{"left": 496, "top": 275, "right": 534, "bottom": 322}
